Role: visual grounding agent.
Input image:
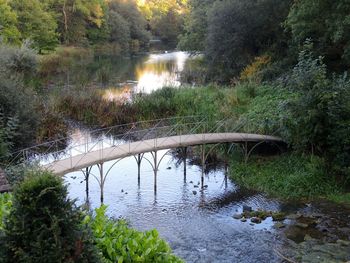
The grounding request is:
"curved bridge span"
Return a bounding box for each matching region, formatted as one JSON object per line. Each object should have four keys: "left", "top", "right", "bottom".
{"left": 6, "top": 116, "right": 283, "bottom": 202}
{"left": 46, "top": 132, "right": 282, "bottom": 175}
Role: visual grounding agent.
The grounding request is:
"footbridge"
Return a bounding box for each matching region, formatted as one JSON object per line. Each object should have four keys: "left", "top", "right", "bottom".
{"left": 5, "top": 116, "right": 283, "bottom": 202}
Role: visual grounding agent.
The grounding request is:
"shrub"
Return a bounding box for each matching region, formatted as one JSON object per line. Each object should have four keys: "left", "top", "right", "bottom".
{"left": 88, "top": 205, "right": 183, "bottom": 263}
{"left": 240, "top": 55, "right": 271, "bottom": 82}
{"left": 0, "top": 193, "right": 12, "bottom": 231}
{"left": 281, "top": 47, "right": 350, "bottom": 179}
{"left": 1, "top": 170, "right": 101, "bottom": 263}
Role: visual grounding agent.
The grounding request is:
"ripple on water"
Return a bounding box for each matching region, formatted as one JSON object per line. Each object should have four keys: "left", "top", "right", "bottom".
{"left": 65, "top": 150, "right": 289, "bottom": 262}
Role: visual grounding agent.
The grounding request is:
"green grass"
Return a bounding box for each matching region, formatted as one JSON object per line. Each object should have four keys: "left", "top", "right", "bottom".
{"left": 328, "top": 193, "right": 350, "bottom": 205}
{"left": 230, "top": 153, "right": 342, "bottom": 200}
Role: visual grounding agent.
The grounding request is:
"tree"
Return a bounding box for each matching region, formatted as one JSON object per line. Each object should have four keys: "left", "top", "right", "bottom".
{"left": 152, "top": 9, "right": 184, "bottom": 45}
{"left": 108, "top": 10, "right": 131, "bottom": 51}
{"left": 205, "top": 0, "right": 291, "bottom": 82}
{"left": 0, "top": 0, "right": 21, "bottom": 45}
{"left": 44, "top": 0, "right": 104, "bottom": 45}
{"left": 137, "top": 0, "right": 188, "bottom": 45}
{"left": 285, "top": 0, "right": 350, "bottom": 71}
{"left": 178, "top": 0, "right": 215, "bottom": 52}
{"left": 10, "top": 0, "right": 59, "bottom": 53}
{"left": 109, "top": 0, "right": 150, "bottom": 48}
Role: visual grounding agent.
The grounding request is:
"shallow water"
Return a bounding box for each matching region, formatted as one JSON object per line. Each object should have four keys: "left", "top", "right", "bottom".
{"left": 50, "top": 49, "right": 349, "bottom": 262}
{"left": 65, "top": 148, "right": 289, "bottom": 262}
{"left": 61, "top": 124, "right": 292, "bottom": 262}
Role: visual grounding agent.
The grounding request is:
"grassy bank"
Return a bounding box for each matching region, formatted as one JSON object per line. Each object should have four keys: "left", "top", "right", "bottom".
{"left": 52, "top": 82, "right": 277, "bottom": 127}
{"left": 49, "top": 79, "right": 350, "bottom": 204}
{"left": 229, "top": 153, "right": 349, "bottom": 203}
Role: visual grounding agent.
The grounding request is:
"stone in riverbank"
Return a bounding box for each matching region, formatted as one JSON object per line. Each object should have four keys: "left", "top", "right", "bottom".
{"left": 0, "top": 168, "right": 11, "bottom": 193}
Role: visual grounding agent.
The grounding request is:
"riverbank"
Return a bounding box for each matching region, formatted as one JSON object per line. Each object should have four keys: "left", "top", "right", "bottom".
{"left": 47, "top": 79, "right": 350, "bottom": 205}
{"left": 230, "top": 153, "right": 349, "bottom": 204}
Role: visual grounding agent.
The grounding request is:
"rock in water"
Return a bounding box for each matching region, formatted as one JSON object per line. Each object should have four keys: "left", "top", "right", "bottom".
{"left": 251, "top": 217, "right": 262, "bottom": 224}
{"left": 243, "top": 205, "right": 252, "bottom": 213}
{"left": 192, "top": 190, "right": 197, "bottom": 195}
{"left": 233, "top": 214, "right": 243, "bottom": 220}
{"left": 296, "top": 223, "right": 309, "bottom": 229}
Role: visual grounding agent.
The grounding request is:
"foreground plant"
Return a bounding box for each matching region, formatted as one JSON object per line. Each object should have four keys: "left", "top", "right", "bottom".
{"left": 87, "top": 205, "right": 183, "bottom": 263}
{"left": 1, "top": 170, "right": 100, "bottom": 263}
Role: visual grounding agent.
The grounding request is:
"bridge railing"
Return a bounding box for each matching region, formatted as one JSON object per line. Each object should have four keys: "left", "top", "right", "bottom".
{"left": 2, "top": 116, "right": 267, "bottom": 168}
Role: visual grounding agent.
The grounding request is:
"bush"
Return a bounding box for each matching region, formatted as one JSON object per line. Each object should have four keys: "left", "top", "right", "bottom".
{"left": 1, "top": 170, "right": 101, "bottom": 263}
{"left": 88, "top": 205, "right": 183, "bottom": 263}
{"left": 0, "top": 193, "right": 12, "bottom": 231}
{"left": 281, "top": 47, "right": 350, "bottom": 179}
{"left": 0, "top": 42, "right": 38, "bottom": 83}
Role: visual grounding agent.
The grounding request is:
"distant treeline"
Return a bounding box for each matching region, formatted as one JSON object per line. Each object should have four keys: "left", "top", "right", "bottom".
{"left": 179, "top": 0, "right": 350, "bottom": 82}
{"left": 0, "top": 0, "right": 188, "bottom": 53}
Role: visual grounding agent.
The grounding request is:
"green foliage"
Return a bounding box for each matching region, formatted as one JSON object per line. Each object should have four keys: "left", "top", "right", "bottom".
{"left": 0, "top": 42, "right": 38, "bottom": 81}
{"left": 178, "top": 0, "right": 215, "bottom": 52}
{"left": 10, "top": 0, "right": 59, "bottom": 52}
{"left": 151, "top": 9, "right": 184, "bottom": 46}
{"left": 205, "top": 0, "right": 291, "bottom": 82}
{"left": 285, "top": 0, "right": 350, "bottom": 71}
{"left": 0, "top": 0, "right": 21, "bottom": 44}
{"left": 0, "top": 113, "right": 18, "bottom": 160}
{"left": 281, "top": 48, "right": 350, "bottom": 178}
{"left": 138, "top": 0, "right": 188, "bottom": 46}
{"left": 0, "top": 44, "right": 40, "bottom": 150}
{"left": 88, "top": 205, "right": 183, "bottom": 263}
{"left": 0, "top": 193, "right": 12, "bottom": 231}
{"left": 108, "top": 0, "right": 150, "bottom": 50}
{"left": 107, "top": 10, "right": 131, "bottom": 51}
{"left": 238, "top": 85, "right": 293, "bottom": 134}
{"left": 230, "top": 154, "right": 341, "bottom": 200}
{"left": 1, "top": 170, "right": 101, "bottom": 263}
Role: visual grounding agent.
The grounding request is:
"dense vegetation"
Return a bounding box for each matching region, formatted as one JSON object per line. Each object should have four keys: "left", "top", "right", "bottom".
{"left": 0, "top": 0, "right": 188, "bottom": 53}
{"left": 178, "top": 0, "right": 350, "bottom": 190}
{"left": 0, "top": 172, "right": 182, "bottom": 262}
{"left": 1, "top": 0, "right": 350, "bottom": 261}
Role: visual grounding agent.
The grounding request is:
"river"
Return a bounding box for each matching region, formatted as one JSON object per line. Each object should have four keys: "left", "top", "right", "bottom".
{"left": 51, "top": 50, "right": 349, "bottom": 262}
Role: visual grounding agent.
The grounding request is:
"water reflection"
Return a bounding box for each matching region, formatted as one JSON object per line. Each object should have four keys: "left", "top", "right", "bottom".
{"left": 63, "top": 128, "right": 287, "bottom": 262}
{"left": 135, "top": 52, "right": 188, "bottom": 93}
{"left": 46, "top": 50, "right": 190, "bottom": 103}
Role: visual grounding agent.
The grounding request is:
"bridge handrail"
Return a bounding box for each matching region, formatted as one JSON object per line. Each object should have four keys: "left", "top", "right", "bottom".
{"left": 1, "top": 116, "right": 281, "bottom": 168}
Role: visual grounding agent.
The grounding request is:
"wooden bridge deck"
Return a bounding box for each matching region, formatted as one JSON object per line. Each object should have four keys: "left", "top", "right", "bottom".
{"left": 45, "top": 133, "right": 283, "bottom": 176}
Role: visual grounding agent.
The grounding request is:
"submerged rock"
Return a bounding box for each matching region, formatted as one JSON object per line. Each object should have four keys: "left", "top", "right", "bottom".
{"left": 296, "top": 223, "right": 309, "bottom": 229}
{"left": 251, "top": 217, "right": 262, "bottom": 224}
{"left": 233, "top": 214, "right": 243, "bottom": 220}
{"left": 286, "top": 213, "right": 302, "bottom": 220}
{"left": 243, "top": 205, "right": 252, "bottom": 213}
{"left": 274, "top": 222, "right": 286, "bottom": 229}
